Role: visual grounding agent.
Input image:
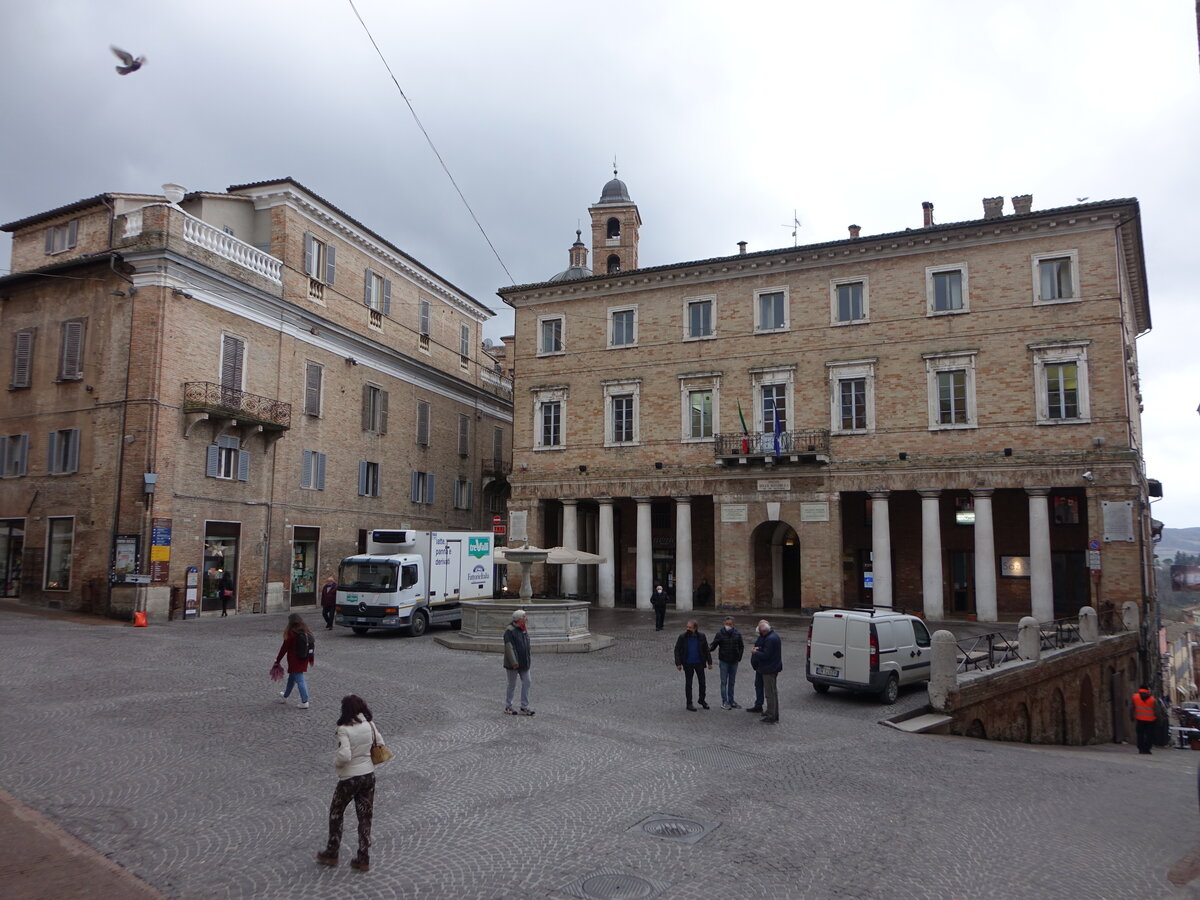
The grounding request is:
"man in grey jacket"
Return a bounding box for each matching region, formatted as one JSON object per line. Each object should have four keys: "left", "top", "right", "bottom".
{"left": 503, "top": 609, "right": 534, "bottom": 716}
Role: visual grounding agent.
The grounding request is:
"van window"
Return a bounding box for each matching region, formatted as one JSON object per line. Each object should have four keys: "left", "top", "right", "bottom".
{"left": 401, "top": 564, "right": 419, "bottom": 590}
{"left": 912, "top": 618, "right": 931, "bottom": 648}
{"left": 874, "top": 621, "right": 895, "bottom": 650}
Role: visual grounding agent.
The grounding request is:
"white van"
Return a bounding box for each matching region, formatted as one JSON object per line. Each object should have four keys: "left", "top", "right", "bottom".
{"left": 806, "top": 607, "right": 932, "bottom": 703}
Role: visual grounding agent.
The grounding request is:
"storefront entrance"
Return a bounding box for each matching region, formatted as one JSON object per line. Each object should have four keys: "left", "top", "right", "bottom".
{"left": 203, "top": 521, "right": 240, "bottom": 613}
{"left": 0, "top": 519, "right": 23, "bottom": 598}
{"left": 291, "top": 526, "right": 320, "bottom": 606}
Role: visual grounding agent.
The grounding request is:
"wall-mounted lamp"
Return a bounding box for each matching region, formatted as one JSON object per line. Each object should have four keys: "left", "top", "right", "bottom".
{"left": 1003, "top": 447, "right": 1013, "bottom": 457}
{"left": 346, "top": 357, "right": 358, "bottom": 366}
{"left": 143, "top": 473, "right": 158, "bottom": 494}
{"left": 1081, "top": 471, "right": 1094, "bottom": 482}
{"left": 897, "top": 452, "right": 908, "bottom": 461}
{"left": 578, "top": 465, "right": 587, "bottom": 474}
{"left": 654, "top": 462, "right": 664, "bottom": 470}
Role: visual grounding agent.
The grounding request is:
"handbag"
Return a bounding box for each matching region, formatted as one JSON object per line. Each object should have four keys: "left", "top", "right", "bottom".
{"left": 369, "top": 722, "right": 393, "bottom": 765}
{"left": 269, "top": 662, "right": 285, "bottom": 681}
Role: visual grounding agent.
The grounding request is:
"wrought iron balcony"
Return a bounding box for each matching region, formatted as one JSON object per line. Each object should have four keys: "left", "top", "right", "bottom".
{"left": 183, "top": 382, "right": 292, "bottom": 430}
{"left": 482, "top": 457, "right": 512, "bottom": 477}
{"left": 714, "top": 429, "right": 829, "bottom": 465}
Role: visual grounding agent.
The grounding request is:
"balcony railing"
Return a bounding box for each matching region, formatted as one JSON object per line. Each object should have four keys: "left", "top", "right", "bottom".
{"left": 182, "top": 213, "right": 283, "bottom": 284}
{"left": 481, "top": 368, "right": 514, "bottom": 398}
{"left": 183, "top": 382, "right": 292, "bottom": 430}
{"left": 714, "top": 429, "right": 830, "bottom": 463}
{"left": 482, "top": 457, "right": 512, "bottom": 477}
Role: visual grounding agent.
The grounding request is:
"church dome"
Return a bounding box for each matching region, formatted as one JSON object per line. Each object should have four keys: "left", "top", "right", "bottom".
{"left": 598, "top": 172, "right": 631, "bottom": 204}
{"left": 549, "top": 265, "right": 593, "bottom": 282}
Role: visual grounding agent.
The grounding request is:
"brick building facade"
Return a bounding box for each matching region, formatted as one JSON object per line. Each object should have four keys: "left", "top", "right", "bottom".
{"left": 0, "top": 179, "right": 512, "bottom": 619}
{"left": 500, "top": 176, "right": 1154, "bottom": 621}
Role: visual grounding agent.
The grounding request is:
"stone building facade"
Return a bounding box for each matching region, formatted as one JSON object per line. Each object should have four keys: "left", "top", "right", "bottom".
{"left": 499, "top": 176, "right": 1154, "bottom": 621}
{"left": 0, "top": 180, "right": 512, "bottom": 618}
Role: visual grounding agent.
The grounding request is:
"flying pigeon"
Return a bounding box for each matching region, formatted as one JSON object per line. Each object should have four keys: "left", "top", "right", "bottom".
{"left": 111, "top": 46, "right": 147, "bottom": 75}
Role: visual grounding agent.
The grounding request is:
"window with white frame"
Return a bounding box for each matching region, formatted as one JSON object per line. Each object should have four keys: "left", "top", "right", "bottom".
{"left": 679, "top": 374, "right": 720, "bottom": 442}
{"left": 304, "top": 362, "right": 322, "bottom": 417}
{"left": 45, "top": 220, "right": 78, "bottom": 255}
{"left": 1031, "top": 341, "right": 1091, "bottom": 424}
{"left": 454, "top": 478, "right": 473, "bottom": 510}
{"left": 301, "top": 449, "right": 327, "bottom": 490}
{"left": 458, "top": 414, "right": 470, "bottom": 456}
{"left": 410, "top": 470, "right": 435, "bottom": 504}
{"left": 685, "top": 297, "right": 714, "bottom": 339}
{"left": 603, "top": 380, "right": 641, "bottom": 446}
{"left": 363, "top": 269, "right": 392, "bottom": 313}
{"left": 609, "top": 306, "right": 637, "bottom": 348}
{"left": 831, "top": 277, "right": 868, "bottom": 324}
{"left": 45, "top": 517, "right": 74, "bottom": 590}
{"left": 755, "top": 289, "right": 788, "bottom": 332}
{"left": 1, "top": 433, "right": 30, "bottom": 477}
{"left": 688, "top": 389, "right": 713, "bottom": 438}
{"left": 359, "top": 461, "right": 381, "bottom": 497}
{"left": 538, "top": 316, "right": 564, "bottom": 355}
{"left": 363, "top": 384, "right": 388, "bottom": 434}
{"left": 750, "top": 367, "right": 794, "bottom": 451}
{"left": 12, "top": 329, "right": 34, "bottom": 389}
{"left": 303, "top": 232, "right": 336, "bottom": 284}
{"left": 1032, "top": 250, "right": 1079, "bottom": 304}
{"left": 59, "top": 319, "right": 86, "bottom": 381}
{"left": 926, "top": 264, "right": 968, "bottom": 315}
{"left": 47, "top": 428, "right": 80, "bottom": 474}
{"left": 533, "top": 387, "right": 567, "bottom": 450}
{"left": 925, "top": 351, "right": 978, "bottom": 429}
{"left": 827, "top": 359, "right": 876, "bottom": 433}
{"left": 207, "top": 434, "right": 250, "bottom": 481}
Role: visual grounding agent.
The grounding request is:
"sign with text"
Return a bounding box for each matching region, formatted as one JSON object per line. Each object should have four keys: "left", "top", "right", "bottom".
{"left": 150, "top": 517, "right": 172, "bottom": 582}
{"left": 721, "top": 504, "right": 748, "bottom": 523}
{"left": 757, "top": 479, "right": 791, "bottom": 492}
{"left": 800, "top": 502, "right": 830, "bottom": 522}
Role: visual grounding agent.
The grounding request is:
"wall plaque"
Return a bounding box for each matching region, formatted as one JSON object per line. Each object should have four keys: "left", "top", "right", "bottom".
{"left": 757, "top": 479, "right": 791, "bottom": 492}
{"left": 800, "top": 502, "right": 829, "bottom": 522}
{"left": 721, "top": 504, "right": 748, "bottom": 523}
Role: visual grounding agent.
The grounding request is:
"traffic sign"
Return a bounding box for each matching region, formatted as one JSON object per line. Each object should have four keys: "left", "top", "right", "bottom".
{"left": 493, "top": 525, "right": 506, "bottom": 535}
{"left": 493, "top": 515, "right": 502, "bottom": 525}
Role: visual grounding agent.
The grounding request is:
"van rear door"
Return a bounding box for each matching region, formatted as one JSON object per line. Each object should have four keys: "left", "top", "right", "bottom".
{"left": 809, "top": 614, "right": 848, "bottom": 683}
{"left": 843, "top": 616, "right": 871, "bottom": 684}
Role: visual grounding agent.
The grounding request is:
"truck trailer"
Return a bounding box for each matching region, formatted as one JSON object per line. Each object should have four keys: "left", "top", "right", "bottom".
{"left": 335, "top": 530, "right": 494, "bottom": 636}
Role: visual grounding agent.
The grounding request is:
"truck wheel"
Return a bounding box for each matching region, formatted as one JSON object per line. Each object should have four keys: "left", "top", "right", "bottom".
{"left": 813, "top": 682, "right": 830, "bottom": 694}
{"left": 352, "top": 627, "right": 369, "bottom": 635}
{"left": 880, "top": 673, "right": 899, "bottom": 705}
{"left": 408, "top": 610, "right": 428, "bottom": 637}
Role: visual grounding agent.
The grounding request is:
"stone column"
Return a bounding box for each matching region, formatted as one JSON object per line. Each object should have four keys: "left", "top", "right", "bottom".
{"left": 635, "top": 497, "right": 652, "bottom": 610}
{"left": 598, "top": 499, "right": 615, "bottom": 608}
{"left": 972, "top": 489, "right": 998, "bottom": 623}
{"left": 1026, "top": 488, "right": 1053, "bottom": 622}
{"left": 928, "top": 630, "right": 958, "bottom": 712}
{"left": 919, "top": 490, "right": 944, "bottom": 620}
{"left": 561, "top": 499, "right": 579, "bottom": 597}
{"left": 869, "top": 490, "right": 892, "bottom": 608}
{"left": 675, "top": 496, "right": 693, "bottom": 611}
{"left": 1018, "top": 616, "right": 1042, "bottom": 661}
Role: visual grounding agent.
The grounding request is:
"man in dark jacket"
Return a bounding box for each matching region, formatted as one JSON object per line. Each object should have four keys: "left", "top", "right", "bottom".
{"left": 673, "top": 620, "right": 713, "bottom": 711}
{"left": 750, "top": 619, "right": 782, "bottom": 723}
{"left": 503, "top": 609, "right": 534, "bottom": 716}
{"left": 651, "top": 584, "right": 669, "bottom": 631}
{"left": 709, "top": 617, "right": 745, "bottom": 709}
{"left": 746, "top": 628, "right": 766, "bottom": 713}
{"left": 320, "top": 574, "right": 337, "bottom": 630}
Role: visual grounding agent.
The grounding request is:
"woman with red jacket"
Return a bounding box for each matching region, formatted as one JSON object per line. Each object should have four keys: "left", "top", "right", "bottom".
{"left": 275, "top": 613, "right": 314, "bottom": 709}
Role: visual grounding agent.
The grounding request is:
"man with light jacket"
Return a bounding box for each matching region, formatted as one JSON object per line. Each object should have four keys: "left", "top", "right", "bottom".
{"left": 750, "top": 619, "right": 782, "bottom": 723}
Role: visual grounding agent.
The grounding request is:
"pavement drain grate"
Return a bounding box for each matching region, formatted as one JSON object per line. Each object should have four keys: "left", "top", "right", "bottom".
{"left": 678, "top": 745, "right": 774, "bottom": 770}
{"left": 558, "top": 869, "right": 660, "bottom": 900}
{"left": 627, "top": 813, "right": 719, "bottom": 845}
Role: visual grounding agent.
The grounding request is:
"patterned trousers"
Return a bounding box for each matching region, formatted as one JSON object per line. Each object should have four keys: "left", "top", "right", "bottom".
{"left": 324, "top": 773, "right": 375, "bottom": 863}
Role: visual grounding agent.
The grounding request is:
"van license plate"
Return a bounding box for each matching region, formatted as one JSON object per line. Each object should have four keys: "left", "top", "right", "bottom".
{"left": 815, "top": 665, "right": 840, "bottom": 677}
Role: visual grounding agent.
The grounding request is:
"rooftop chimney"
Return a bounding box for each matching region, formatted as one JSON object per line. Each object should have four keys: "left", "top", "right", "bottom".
{"left": 848, "top": 224, "right": 861, "bottom": 238}
{"left": 922, "top": 201, "right": 934, "bottom": 228}
{"left": 982, "top": 196, "right": 1004, "bottom": 219}
{"left": 1011, "top": 194, "right": 1033, "bottom": 215}
{"left": 738, "top": 241, "right": 747, "bottom": 255}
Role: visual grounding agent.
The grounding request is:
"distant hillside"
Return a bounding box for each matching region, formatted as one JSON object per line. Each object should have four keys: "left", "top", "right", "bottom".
{"left": 1155, "top": 527, "right": 1200, "bottom": 562}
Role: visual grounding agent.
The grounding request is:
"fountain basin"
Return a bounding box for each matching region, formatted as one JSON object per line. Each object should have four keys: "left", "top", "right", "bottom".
{"left": 434, "top": 598, "right": 614, "bottom": 654}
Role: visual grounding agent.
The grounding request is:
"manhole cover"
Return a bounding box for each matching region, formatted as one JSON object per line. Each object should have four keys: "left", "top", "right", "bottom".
{"left": 579, "top": 873, "right": 656, "bottom": 900}
{"left": 626, "top": 813, "right": 718, "bottom": 845}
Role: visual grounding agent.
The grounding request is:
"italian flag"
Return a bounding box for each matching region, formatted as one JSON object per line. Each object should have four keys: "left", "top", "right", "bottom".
{"left": 737, "top": 401, "right": 750, "bottom": 454}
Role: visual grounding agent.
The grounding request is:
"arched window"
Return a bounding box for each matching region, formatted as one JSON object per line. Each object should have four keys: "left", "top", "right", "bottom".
{"left": 607, "top": 254, "right": 621, "bottom": 273}
{"left": 606, "top": 217, "right": 620, "bottom": 239}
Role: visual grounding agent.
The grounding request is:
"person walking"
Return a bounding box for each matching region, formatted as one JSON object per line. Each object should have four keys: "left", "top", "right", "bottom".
{"left": 218, "top": 569, "right": 234, "bottom": 617}
{"left": 651, "top": 584, "right": 669, "bottom": 631}
{"left": 750, "top": 619, "right": 782, "bottom": 723}
{"left": 320, "top": 574, "right": 337, "bottom": 630}
{"left": 709, "top": 616, "right": 745, "bottom": 709}
{"left": 275, "top": 612, "right": 314, "bottom": 709}
{"left": 1131, "top": 684, "right": 1157, "bottom": 754}
{"left": 673, "top": 620, "right": 713, "bottom": 711}
{"left": 316, "top": 695, "right": 381, "bottom": 872}
{"left": 503, "top": 609, "right": 534, "bottom": 716}
{"left": 746, "top": 626, "right": 767, "bottom": 714}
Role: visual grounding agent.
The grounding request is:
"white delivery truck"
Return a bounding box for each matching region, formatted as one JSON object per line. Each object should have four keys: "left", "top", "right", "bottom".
{"left": 335, "top": 530, "right": 494, "bottom": 636}
{"left": 806, "top": 606, "right": 932, "bottom": 703}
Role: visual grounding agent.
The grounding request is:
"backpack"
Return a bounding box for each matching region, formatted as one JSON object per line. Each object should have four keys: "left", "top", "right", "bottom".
{"left": 293, "top": 629, "right": 315, "bottom": 662}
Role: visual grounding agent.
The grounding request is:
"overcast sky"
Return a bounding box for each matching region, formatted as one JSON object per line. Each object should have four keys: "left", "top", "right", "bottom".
{"left": 2, "top": 0, "right": 1197, "bottom": 528}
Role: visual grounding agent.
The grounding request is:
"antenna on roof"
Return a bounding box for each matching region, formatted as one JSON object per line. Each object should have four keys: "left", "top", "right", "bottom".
{"left": 780, "top": 209, "right": 801, "bottom": 247}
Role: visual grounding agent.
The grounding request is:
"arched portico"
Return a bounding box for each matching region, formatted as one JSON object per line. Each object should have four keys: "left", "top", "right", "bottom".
{"left": 751, "top": 520, "right": 801, "bottom": 608}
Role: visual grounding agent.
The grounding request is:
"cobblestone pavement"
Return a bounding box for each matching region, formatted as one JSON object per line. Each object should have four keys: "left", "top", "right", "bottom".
{"left": 1, "top": 606, "right": 1197, "bottom": 899}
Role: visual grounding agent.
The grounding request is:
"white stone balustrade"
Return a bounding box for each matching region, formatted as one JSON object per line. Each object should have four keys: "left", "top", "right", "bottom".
{"left": 182, "top": 212, "right": 282, "bottom": 283}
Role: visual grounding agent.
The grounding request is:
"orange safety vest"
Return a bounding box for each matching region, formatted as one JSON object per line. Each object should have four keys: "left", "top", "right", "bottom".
{"left": 1131, "top": 691, "right": 1157, "bottom": 722}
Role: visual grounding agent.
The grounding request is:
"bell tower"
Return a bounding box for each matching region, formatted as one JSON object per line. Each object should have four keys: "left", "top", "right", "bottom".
{"left": 589, "top": 170, "right": 641, "bottom": 274}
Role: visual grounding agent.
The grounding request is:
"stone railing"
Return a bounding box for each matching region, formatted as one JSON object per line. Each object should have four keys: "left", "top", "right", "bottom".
{"left": 182, "top": 213, "right": 282, "bottom": 284}
{"left": 482, "top": 368, "right": 513, "bottom": 397}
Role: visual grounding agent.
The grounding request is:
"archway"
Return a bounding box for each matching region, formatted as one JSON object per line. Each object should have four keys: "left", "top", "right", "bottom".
{"left": 750, "top": 521, "right": 801, "bottom": 608}
{"left": 1049, "top": 688, "right": 1067, "bottom": 744}
{"left": 1079, "top": 674, "right": 1096, "bottom": 744}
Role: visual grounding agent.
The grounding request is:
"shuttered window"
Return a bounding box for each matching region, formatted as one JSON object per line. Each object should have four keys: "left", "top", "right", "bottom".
{"left": 418, "top": 299, "right": 431, "bottom": 335}
{"left": 362, "top": 385, "right": 388, "bottom": 433}
{"left": 304, "top": 363, "right": 322, "bottom": 416}
{"left": 358, "top": 460, "right": 380, "bottom": 497}
{"left": 454, "top": 479, "right": 473, "bottom": 510}
{"left": 363, "top": 269, "right": 392, "bottom": 315}
{"left": 58, "top": 319, "right": 86, "bottom": 381}
{"left": 410, "top": 471, "right": 435, "bottom": 504}
{"left": 458, "top": 415, "right": 469, "bottom": 456}
{"left": 206, "top": 434, "right": 249, "bottom": 482}
{"left": 47, "top": 428, "right": 81, "bottom": 474}
{"left": 492, "top": 427, "right": 503, "bottom": 463}
{"left": 1, "top": 434, "right": 30, "bottom": 477}
{"left": 11, "top": 330, "right": 34, "bottom": 389}
{"left": 44, "top": 220, "right": 78, "bottom": 254}
{"left": 303, "top": 232, "right": 336, "bottom": 285}
{"left": 301, "top": 449, "right": 327, "bottom": 490}
{"left": 220, "top": 335, "right": 245, "bottom": 391}
{"left": 416, "top": 401, "right": 430, "bottom": 446}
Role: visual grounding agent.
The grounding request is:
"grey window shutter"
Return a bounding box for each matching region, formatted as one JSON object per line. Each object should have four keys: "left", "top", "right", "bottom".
{"left": 410, "top": 471, "right": 421, "bottom": 503}
{"left": 66, "top": 429, "right": 80, "bottom": 473}
{"left": 364, "top": 269, "right": 373, "bottom": 307}
{"left": 237, "top": 449, "right": 250, "bottom": 482}
{"left": 60, "top": 320, "right": 85, "bottom": 380}
{"left": 359, "top": 461, "right": 369, "bottom": 496}
{"left": 67, "top": 219, "right": 78, "bottom": 248}
{"left": 206, "top": 444, "right": 219, "bottom": 477}
{"left": 301, "top": 449, "right": 313, "bottom": 488}
{"left": 379, "top": 390, "right": 388, "bottom": 435}
{"left": 425, "top": 473, "right": 436, "bottom": 505}
{"left": 362, "top": 385, "right": 372, "bottom": 431}
{"left": 221, "top": 336, "right": 244, "bottom": 390}
{"left": 45, "top": 229, "right": 54, "bottom": 253}
{"left": 382, "top": 279, "right": 392, "bottom": 316}
{"left": 16, "top": 435, "right": 28, "bottom": 475}
{"left": 325, "top": 244, "right": 336, "bottom": 285}
{"left": 305, "top": 363, "right": 321, "bottom": 416}
{"left": 218, "top": 434, "right": 239, "bottom": 449}
{"left": 458, "top": 415, "right": 469, "bottom": 456}
{"left": 417, "top": 402, "right": 429, "bottom": 446}
{"left": 316, "top": 452, "right": 326, "bottom": 490}
{"left": 13, "top": 331, "right": 33, "bottom": 388}
{"left": 0, "top": 437, "right": 6, "bottom": 475}
{"left": 304, "top": 233, "right": 314, "bottom": 276}
{"left": 47, "top": 431, "right": 58, "bottom": 473}
{"left": 465, "top": 481, "right": 472, "bottom": 510}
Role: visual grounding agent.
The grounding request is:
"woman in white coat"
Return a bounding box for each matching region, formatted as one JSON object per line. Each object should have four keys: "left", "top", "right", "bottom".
{"left": 316, "top": 694, "right": 383, "bottom": 871}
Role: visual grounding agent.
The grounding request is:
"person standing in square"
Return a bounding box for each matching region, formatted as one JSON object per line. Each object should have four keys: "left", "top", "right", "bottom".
{"left": 674, "top": 620, "right": 712, "bottom": 711}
